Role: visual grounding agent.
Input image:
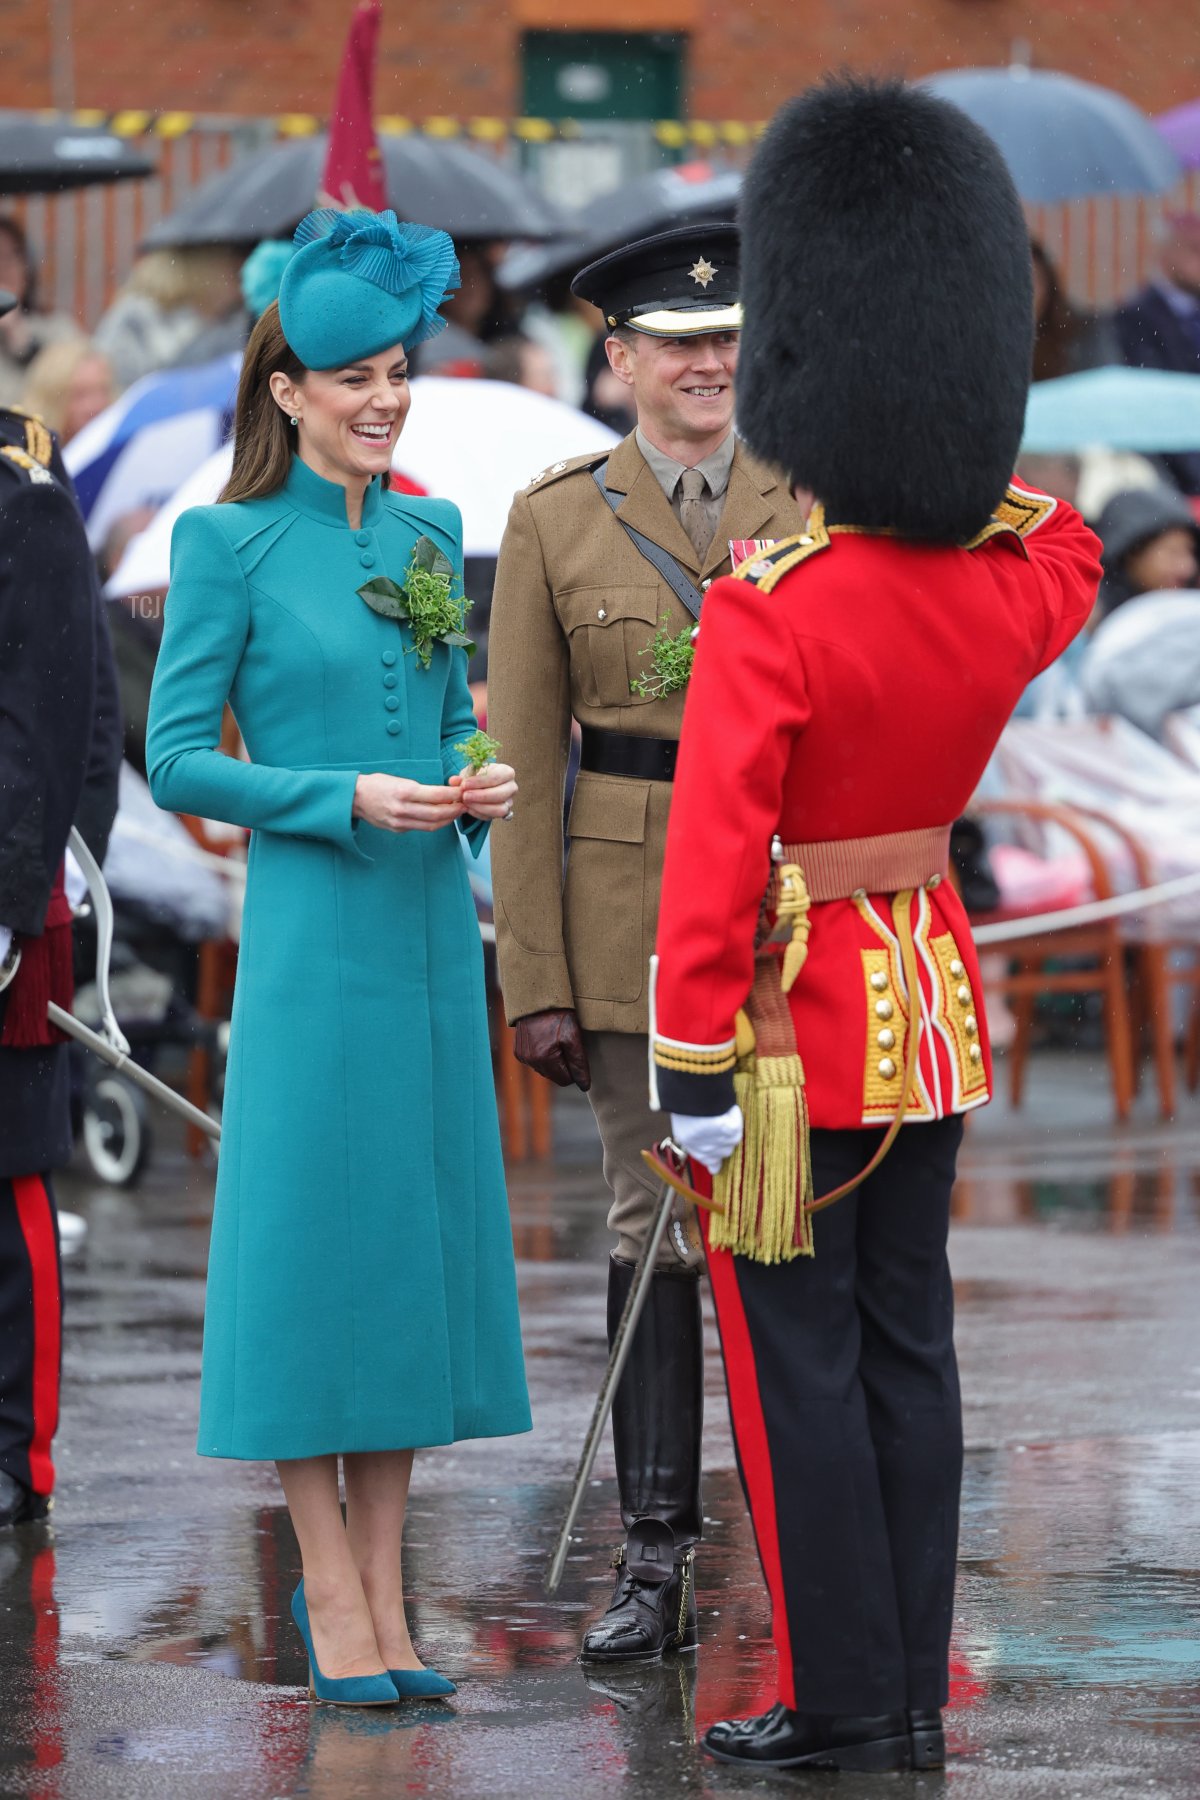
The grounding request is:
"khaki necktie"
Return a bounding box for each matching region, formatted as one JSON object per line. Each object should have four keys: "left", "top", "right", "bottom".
{"left": 678, "top": 466, "right": 711, "bottom": 561}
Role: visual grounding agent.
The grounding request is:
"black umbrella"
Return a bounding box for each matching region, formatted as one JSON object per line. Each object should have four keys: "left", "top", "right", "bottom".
{"left": 142, "top": 134, "right": 564, "bottom": 249}
{"left": 0, "top": 116, "right": 154, "bottom": 195}
{"left": 498, "top": 160, "right": 742, "bottom": 292}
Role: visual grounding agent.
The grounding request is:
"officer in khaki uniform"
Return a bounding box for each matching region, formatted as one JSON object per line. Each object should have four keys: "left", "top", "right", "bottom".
{"left": 488, "top": 225, "right": 805, "bottom": 1661}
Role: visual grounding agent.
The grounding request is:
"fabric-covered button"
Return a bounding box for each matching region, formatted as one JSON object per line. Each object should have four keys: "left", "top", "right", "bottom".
{"left": 381, "top": 650, "right": 397, "bottom": 666}
{"left": 360, "top": 551, "right": 375, "bottom": 568}
{"left": 874, "top": 998, "right": 894, "bottom": 1021}
{"left": 386, "top": 719, "right": 402, "bottom": 736}
{"left": 355, "top": 530, "right": 370, "bottom": 546}
{"left": 870, "top": 971, "right": 888, "bottom": 993}
{"left": 383, "top": 672, "right": 398, "bottom": 688}
{"left": 385, "top": 695, "right": 400, "bottom": 711}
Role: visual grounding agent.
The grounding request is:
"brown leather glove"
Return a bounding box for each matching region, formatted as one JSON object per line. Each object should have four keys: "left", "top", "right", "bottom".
{"left": 513, "top": 1007, "right": 591, "bottom": 1091}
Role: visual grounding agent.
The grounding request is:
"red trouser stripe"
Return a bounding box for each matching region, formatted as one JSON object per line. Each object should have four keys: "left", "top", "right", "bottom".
{"left": 12, "top": 1177, "right": 60, "bottom": 1495}
{"left": 703, "top": 1224, "right": 796, "bottom": 1709}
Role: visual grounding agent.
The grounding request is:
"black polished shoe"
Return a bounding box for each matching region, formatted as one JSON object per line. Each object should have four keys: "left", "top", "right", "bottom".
{"left": 0, "top": 1472, "right": 50, "bottom": 1529}
{"left": 579, "top": 1517, "right": 697, "bottom": 1664}
{"left": 909, "top": 1706, "right": 946, "bottom": 1769}
{"left": 703, "top": 1705, "right": 913, "bottom": 1771}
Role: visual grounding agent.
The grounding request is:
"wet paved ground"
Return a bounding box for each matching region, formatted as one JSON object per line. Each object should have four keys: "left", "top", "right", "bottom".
{"left": 1, "top": 1049, "right": 1198, "bottom": 1797}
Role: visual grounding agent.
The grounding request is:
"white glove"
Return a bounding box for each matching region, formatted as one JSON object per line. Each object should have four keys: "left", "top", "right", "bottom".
{"left": 670, "top": 1105, "right": 744, "bottom": 1175}
{"left": 65, "top": 847, "right": 89, "bottom": 910}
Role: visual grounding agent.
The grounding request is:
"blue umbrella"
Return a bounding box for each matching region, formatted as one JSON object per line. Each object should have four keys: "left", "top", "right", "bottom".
{"left": 63, "top": 352, "right": 239, "bottom": 549}
{"left": 923, "top": 68, "right": 1180, "bottom": 201}
{"left": 1022, "top": 367, "right": 1200, "bottom": 452}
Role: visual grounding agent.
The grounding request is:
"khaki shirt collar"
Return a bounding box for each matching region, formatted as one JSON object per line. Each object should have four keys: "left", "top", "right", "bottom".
{"left": 634, "top": 425, "right": 736, "bottom": 501}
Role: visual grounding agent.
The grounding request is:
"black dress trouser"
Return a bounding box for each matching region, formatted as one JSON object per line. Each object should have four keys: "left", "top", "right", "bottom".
{"left": 705, "top": 1117, "right": 964, "bottom": 1716}
{"left": 0, "top": 1174, "right": 63, "bottom": 1498}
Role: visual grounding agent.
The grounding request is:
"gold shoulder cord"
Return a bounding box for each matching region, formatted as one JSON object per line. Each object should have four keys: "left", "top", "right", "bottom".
{"left": 0, "top": 444, "right": 54, "bottom": 483}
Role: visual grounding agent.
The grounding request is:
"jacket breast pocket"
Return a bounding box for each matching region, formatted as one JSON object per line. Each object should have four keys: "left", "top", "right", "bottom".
{"left": 558, "top": 585, "right": 663, "bottom": 710}
{"left": 563, "top": 773, "right": 649, "bottom": 1003}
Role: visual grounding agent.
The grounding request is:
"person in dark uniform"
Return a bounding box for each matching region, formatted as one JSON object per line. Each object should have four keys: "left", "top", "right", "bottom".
{"left": 649, "top": 81, "right": 1103, "bottom": 1770}
{"left": 0, "top": 289, "right": 122, "bottom": 1529}
{"left": 488, "top": 227, "right": 805, "bottom": 1661}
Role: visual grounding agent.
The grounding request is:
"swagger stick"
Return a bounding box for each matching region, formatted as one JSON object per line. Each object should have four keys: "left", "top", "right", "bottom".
{"left": 545, "top": 1141, "right": 722, "bottom": 1593}
{"left": 46, "top": 827, "right": 223, "bottom": 1141}
{"left": 46, "top": 1002, "right": 222, "bottom": 1140}
{"left": 544, "top": 1165, "right": 676, "bottom": 1596}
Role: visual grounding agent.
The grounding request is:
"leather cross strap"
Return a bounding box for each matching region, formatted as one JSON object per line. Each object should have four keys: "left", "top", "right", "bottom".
{"left": 592, "top": 461, "right": 706, "bottom": 622}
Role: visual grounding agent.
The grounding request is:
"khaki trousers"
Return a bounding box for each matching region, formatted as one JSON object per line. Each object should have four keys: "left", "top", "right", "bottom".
{"left": 582, "top": 1030, "right": 704, "bottom": 1272}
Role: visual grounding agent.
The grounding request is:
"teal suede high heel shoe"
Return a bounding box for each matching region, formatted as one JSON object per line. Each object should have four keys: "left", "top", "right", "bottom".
{"left": 387, "top": 1667, "right": 457, "bottom": 1698}
{"left": 291, "top": 1581, "right": 399, "bottom": 1707}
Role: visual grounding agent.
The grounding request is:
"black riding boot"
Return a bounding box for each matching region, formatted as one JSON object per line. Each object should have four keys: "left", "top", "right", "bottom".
{"left": 580, "top": 1254, "right": 703, "bottom": 1663}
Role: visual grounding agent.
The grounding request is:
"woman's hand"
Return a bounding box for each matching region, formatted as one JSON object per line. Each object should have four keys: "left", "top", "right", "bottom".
{"left": 353, "top": 773, "right": 464, "bottom": 833}
{"left": 450, "top": 760, "right": 518, "bottom": 822}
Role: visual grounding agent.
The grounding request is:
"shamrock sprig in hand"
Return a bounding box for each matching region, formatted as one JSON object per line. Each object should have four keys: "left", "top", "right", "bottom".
{"left": 450, "top": 729, "right": 516, "bottom": 823}
{"left": 631, "top": 616, "right": 697, "bottom": 700}
{"left": 358, "top": 535, "right": 475, "bottom": 669}
{"left": 455, "top": 728, "right": 503, "bottom": 775}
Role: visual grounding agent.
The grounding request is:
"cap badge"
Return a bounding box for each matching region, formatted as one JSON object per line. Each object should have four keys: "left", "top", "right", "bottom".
{"left": 689, "top": 257, "right": 717, "bottom": 289}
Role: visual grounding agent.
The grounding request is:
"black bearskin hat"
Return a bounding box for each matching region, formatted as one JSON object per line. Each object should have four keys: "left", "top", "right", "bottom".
{"left": 737, "top": 77, "right": 1033, "bottom": 542}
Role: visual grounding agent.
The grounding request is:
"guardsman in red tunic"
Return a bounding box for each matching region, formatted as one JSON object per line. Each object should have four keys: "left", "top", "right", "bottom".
{"left": 649, "top": 80, "right": 1102, "bottom": 1772}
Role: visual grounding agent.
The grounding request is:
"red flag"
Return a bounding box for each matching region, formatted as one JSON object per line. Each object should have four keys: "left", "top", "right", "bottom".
{"left": 320, "top": 0, "right": 386, "bottom": 213}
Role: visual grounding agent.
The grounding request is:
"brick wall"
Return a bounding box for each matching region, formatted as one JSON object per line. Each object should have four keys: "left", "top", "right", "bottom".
{"left": 0, "top": 0, "right": 1197, "bottom": 120}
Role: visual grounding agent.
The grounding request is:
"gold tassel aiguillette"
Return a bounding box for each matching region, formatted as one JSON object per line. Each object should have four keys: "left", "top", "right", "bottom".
{"left": 709, "top": 1002, "right": 816, "bottom": 1264}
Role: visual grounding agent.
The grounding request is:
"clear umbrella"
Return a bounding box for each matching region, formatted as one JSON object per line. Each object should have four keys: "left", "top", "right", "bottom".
{"left": 105, "top": 375, "right": 620, "bottom": 597}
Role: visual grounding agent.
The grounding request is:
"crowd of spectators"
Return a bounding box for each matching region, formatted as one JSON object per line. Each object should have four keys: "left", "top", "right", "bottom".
{"left": 5, "top": 197, "right": 1200, "bottom": 746}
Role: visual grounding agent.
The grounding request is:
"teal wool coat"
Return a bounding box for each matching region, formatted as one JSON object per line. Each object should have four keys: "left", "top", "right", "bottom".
{"left": 147, "top": 455, "right": 531, "bottom": 1460}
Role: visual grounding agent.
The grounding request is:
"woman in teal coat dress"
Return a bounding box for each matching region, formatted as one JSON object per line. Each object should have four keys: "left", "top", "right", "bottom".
{"left": 146, "top": 210, "right": 530, "bottom": 1706}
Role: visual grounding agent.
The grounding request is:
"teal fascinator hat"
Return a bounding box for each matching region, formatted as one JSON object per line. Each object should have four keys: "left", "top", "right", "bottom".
{"left": 278, "top": 208, "right": 459, "bottom": 370}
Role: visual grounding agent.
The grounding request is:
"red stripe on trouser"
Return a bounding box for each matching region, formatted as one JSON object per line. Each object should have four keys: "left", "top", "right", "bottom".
{"left": 703, "top": 1223, "right": 796, "bottom": 1709}
{"left": 12, "top": 1177, "right": 60, "bottom": 1496}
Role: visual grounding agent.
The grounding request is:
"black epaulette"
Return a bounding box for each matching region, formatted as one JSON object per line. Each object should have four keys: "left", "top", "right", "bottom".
{"left": 523, "top": 448, "right": 611, "bottom": 494}
{"left": 732, "top": 513, "right": 831, "bottom": 593}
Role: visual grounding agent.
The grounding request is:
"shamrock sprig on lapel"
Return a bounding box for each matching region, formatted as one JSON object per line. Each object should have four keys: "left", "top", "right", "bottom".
{"left": 357, "top": 534, "right": 475, "bottom": 670}
{"left": 630, "top": 616, "right": 697, "bottom": 699}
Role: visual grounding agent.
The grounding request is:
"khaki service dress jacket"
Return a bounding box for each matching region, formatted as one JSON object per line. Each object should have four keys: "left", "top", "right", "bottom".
{"left": 488, "top": 429, "right": 806, "bottom": 1034}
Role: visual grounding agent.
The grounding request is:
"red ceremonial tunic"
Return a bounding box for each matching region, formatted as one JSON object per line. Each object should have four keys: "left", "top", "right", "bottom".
{"left": 650, "top": 482, "right": 1102, "bottom": 1129}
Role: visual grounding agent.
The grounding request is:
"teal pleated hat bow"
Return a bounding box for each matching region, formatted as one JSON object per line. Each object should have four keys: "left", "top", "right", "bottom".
{"left": 278, "top": 208, "right": 459, "bottom": 370}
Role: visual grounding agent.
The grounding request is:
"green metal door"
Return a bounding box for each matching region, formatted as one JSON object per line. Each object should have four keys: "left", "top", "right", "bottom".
{"left": 522, "top": 31, "right": 684, "bottom": 122}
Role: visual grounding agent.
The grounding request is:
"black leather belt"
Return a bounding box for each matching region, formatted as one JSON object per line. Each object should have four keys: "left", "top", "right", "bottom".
{"left": 579, "top": 725, "right": 678, "bottom": 783}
